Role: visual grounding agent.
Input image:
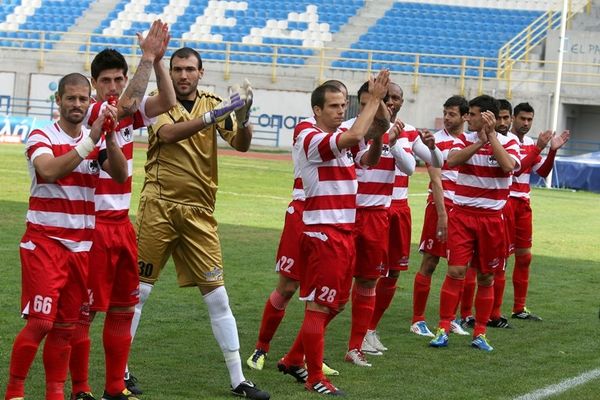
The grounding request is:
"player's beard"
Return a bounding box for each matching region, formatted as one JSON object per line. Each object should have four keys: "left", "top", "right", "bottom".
{"left": 175, "top": 81, "right": 197, "bottom": 99}
{"left": 62, "top": 107, "right": 85, "bottom": 125}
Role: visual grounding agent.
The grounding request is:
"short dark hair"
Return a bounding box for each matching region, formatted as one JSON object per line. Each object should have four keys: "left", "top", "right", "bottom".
{"left": 311, "top": 84, "right": 342, "bottom": 109}
{"left": 91, "top": 48, "right": 128, "bottom": 80}
{"left": 469, "top": 95, "right": 500, "bottom": 118}
{"left": 170, "top": 47, "right": 202, "bottom": 70}
{"left": 513, "top": 102, "right": 535, "bottom": 117}
{"left": 357, "top": 81, "right": 369, "bottom": 99}
{"left": 498, "top": 99, "right": 513, "bottom": 115}
{"left": 443, "top": 95, "right": 469, "bottom": 115}
{"left": 322, "top": 79, "right": 347, "bottom": 94}
{"left": 58, "top": 73, "right": 90, "bottom": 97}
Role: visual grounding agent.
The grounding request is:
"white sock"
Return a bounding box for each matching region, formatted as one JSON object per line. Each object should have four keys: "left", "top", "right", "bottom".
{"left": 125, "top": 282, "right": 153, "bottom": 375}
{"left": 203, "top": 286, "right": 245, "bottom": 388}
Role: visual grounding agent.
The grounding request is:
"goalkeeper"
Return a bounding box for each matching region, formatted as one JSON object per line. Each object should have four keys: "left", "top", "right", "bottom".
{"left": 130, "top": 47, "right": 269, "bottom": 399}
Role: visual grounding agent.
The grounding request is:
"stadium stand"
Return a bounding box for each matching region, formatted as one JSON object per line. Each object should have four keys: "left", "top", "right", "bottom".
{"left": 84, "top": 0, "right": 365, "bottom": 64}
{"left": 335, "top": 2, "right": 544, "bottom": 77}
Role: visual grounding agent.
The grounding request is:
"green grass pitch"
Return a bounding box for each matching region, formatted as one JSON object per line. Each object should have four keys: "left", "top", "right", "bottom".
{"left": 1, "top": 144, "right": 599, "bottom": 399}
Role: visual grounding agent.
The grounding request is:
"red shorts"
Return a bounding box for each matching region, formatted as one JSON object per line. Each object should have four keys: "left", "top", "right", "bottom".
{"left": 274, "top": 200, "right": 304, "bottom": 281}
{"left": 299, "top": 225, "right": 355, "bottom": 311}
{"left": 19, "top": 231, "right": 89, "bottom": 323}
{"left": 447, "top": 207, "right": 506, "bottom": 275}
{"left": 353, "top": 208, "right": 389, "bottom": 279}
{"left": 419, "top": 200, "right": 451, "bottom": 258}
{"left": 387, "top": 201, "right": 411, "bottom": 271}
{"left": 506, "top": 196, "right": 533, "bottom": 252}
{"left": 88, "top": 220, "right": 139, "bottom": 312}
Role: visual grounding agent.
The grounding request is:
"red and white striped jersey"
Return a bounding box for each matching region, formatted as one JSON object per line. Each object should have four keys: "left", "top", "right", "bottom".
{"left": 452, "top": 132, "right": 521, "bottom": 211}
{"left": 510, "top": 135, "right": 542, "bottom": 199}
{"left": 291, "top": 117, "right": 315, "bottom": 201}
{"left": 25, "top": 122, "right": 101, "bottom": 252}
{"left": 292, "top": 117, "right": 356, "bottom": 202}
{"left": 85, "top": 96, "right": 154, "bottom": 221}
{"left": 355, "top": 132, "right": 396, "bottom": 209}
{"left": 391, "top": 125, "right": 418, "bottom": 205}
{"left": 295, "top": 123, "right": 357, "bottom": 230}
{"left": 426, "top": 129, "right": 461, "bottom": 203}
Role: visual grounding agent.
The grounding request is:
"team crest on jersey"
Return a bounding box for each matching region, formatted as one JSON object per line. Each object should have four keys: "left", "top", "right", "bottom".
{"left": 382, "top": 144, "right": 390, "bottom": 154}
{"left": 346, "top": 151, "right": 353, "bottom": 160}
{"left": 487, "top": 155, "right": 498, "bottom": 166}
{"left": 204, "top": 266, "right": 223, "bottom": 282}
{"left": 88, "top": 160, "right": 100, "bottom": 174}
{"left": 122, "top": 127, "right": 132, "bottom": 142}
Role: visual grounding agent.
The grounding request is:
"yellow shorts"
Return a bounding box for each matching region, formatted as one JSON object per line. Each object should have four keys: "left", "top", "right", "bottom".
{"left": 135, "top": 196, "right": 224, "bottom": 287}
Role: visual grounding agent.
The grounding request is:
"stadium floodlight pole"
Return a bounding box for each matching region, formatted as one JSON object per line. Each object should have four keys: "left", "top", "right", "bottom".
{"left": 546, "top": 0, "right": 569, "bottom": 188}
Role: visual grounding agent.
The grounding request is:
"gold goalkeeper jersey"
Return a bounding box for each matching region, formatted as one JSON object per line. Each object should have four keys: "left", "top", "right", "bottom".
{"left": 141, "top": 89, "right": 238, "bottom": 211}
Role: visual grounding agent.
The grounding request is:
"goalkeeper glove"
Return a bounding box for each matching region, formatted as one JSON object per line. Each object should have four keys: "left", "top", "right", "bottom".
{"left": 231, "top": 79, "right": 253, "bottom": 127}
{"left": 202, "top": 93, "right": 245, "bottom": 126}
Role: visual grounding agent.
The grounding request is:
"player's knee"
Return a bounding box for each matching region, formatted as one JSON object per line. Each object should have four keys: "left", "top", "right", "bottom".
{"left": 420, "top": 254, "right": 439, "bottom": 275}
{"left": 22, "top": 317, "right": 54, "bottom": 342}
{"left": 477, "top": 273, "right": 494, "bottom": 287}
{"left": 447, "top": 265, "right": 466, "bottom": 279}
{"left": 277, "top": 277, "right": 299, "bottom": 298}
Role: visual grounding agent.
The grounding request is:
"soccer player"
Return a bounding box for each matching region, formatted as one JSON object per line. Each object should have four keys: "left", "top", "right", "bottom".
{"left": 410, "top": 95, "right": 470, "bottom": 337}
{"left": 429, "top": 95, "right": 521, "bottom": 352}
{"left": 4, "top": 73, "right": 126, "bottom": 400}
{"left": 246, "top": 80, "right": 348, "bottom": 374}
{"left": 68, "top": 20, "right": 176, "bottom": 400}
{"left": 459, "top": 98, "right": 516, "bottom": 330}
{"left": 345, "top": 81, "right": 416, "bottom": 366}
{"left": 129, "top": 47, "right": 269, "bottom": 399}
{"left": 362, "top": 83, "right": 443, "bottom": 352}
{"left": 277, "top": 72, "right": 390, "bottom": 395}
{"left": 504, "top": 103, "right": 569, "bottom": 321}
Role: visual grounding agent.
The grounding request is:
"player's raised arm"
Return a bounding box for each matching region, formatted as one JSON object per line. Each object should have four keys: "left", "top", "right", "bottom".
{"left": 157, "top": 93, "right": 244, "bottom": 144}
{"left": 143, "top": 23, "right": 177, "bottom": 118}
{"left": 338, "top": 69, "right": 390, "bottom": 150}
{"left": 118, "top": 19, "right": 169, "bottom": 118}
{"left": 389, "top": 120, "right": 416, "bottom": 175}
{"left": 413, "top": 129, "right": 443, "bottom": 168}
{"left": 485, "top": 111, "right": 516, "bottom": 172}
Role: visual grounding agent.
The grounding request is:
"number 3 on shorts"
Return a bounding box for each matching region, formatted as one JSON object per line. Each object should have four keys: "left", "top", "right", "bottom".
{"left": 317, "top": 286, "right": 337, "bottom": 303}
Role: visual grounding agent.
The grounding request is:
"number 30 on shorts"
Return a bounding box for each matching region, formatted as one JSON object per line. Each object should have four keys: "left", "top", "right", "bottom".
{"left": 317, "top": 286, "right": 337, "bottom": 303}
{"left": 138, "top": 261, "right": 154, "bottom": 278}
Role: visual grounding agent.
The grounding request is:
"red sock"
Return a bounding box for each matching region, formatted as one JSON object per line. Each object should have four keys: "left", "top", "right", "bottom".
{"left": 5, "top": 318, "right": 53, "bottom": 399}
{"left": 490, "top": 267, "right": 506, "bottom": 320}
{"left": 103, "top": 311, "right": 133, "bottom": 395}
{"left": 513, "top": 253, "right": 532, "bottom": 312}
{"left": 256, "top": 290, "right": 290, "bottom": 352}
{"left": 43, "top": 325, "right": 75, "bottom": 400}
{"left": 348, "top": 285, "right": 376, "bottom": 351}
{"left": 460, "top": 267, "right": 477, "bottom": 320}
{"left": 412, "top": 273, "right": 431, "bottom": 324}
{"left": 474, "top": 284, "right": 494, "bottom": 338}
{"left": 284, "top": 330, "right": 305, "bottom": 366}
{"left": 438, "top": 275, "right": 464, "bottom": 332}
{"left": 301, "top": 310, "right": 327, "bottom": 385}
{"left": 69, "top": 320, "right": 91, "bottom": 394}
{"left": 368, "top": 277, "right": 397, "bottom": 330}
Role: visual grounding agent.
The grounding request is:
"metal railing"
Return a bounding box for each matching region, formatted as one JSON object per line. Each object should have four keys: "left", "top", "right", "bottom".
{"left": 1, "top": 19, "right": 599, "bottom": 99}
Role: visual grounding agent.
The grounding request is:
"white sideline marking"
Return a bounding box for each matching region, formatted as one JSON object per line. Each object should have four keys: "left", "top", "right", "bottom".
{"left": 513, "top": 368, "right": 600, "bottom": 400}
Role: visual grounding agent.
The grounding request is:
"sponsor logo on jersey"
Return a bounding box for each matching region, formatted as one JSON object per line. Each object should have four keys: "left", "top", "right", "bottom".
{"left": 89, "top": 160, "right": 99, "bottom": 174}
